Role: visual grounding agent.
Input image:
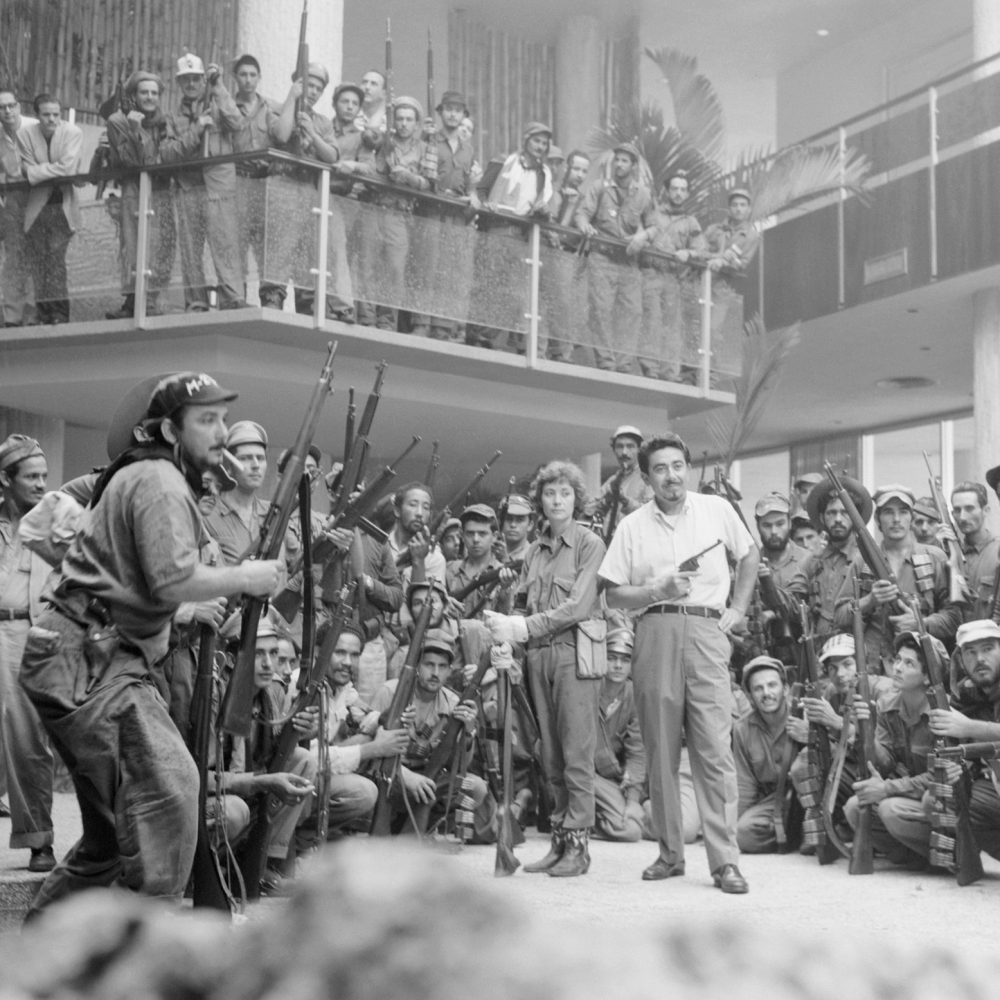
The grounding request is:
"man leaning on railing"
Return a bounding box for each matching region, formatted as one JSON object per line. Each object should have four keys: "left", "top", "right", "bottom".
{"left": 0, "top": 87, "right": 36, "bottom": 328}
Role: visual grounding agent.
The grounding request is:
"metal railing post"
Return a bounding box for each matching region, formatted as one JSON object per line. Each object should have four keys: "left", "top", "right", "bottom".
{"left": 311, "top": 167, "right": 331, "bottom": 329}
{"left": 929, "top": 85, "right": 939, "bottom": 281}
{"left": 838, "top": 126, "right": 846, "bottom": 309}
{"left": 699, "top": 267, "right": 713, "bottom": 393}
{"left": 134, "top": 169, "right": 153, "bottom": 329}
{"left": 525, "top": 223, "right": 541, "bottom": 368}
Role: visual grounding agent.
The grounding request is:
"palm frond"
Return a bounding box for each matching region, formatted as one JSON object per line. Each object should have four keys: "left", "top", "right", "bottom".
{"left": 718, "top": 143, "right": 870, "bottom": 224}
{"left": 707, "top": 315, "right": 800, "bottom": 472}
{"left": 645, "top": 47, "right": 726, "bottom": 166}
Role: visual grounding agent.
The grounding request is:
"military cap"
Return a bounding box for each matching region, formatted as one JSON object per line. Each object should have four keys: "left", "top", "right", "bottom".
{"left": 421, "top": 628, "right": 455, "bottom": 662}
{"left": 523, "top": 121, "right": 553, "bottom": 141}
{"left": 107, "top": 373, "right": 175, "bottom": 460}
{"left": 956, "top": 619, "right": 1000, "bottom": 648}
{"left": 728, "top": 187, "right": 752, "bottom": 202}
{"left": 547, "top": 145, "right": 565, "bottom": 161}
{"left": 505, "top": 494, "right": 533, "bottom": 517}
{"left": 305, "top": 62, "right": 330, "bottom": 87}
{"left": 147, "top": 372, "right": 237, "bottom": 422}
{"left": 606, "top": 628, "right": 634, "bottom": 653}
{"left": 754, "top": 492, "right": 791, "bottom": 518}
{"left": 227, "top": 420, "right": 268, "bottom": 450}
{"left": 790, "top": 512, "right": 814, "bottom": 530}
{"left": 405, "top": 578, "right": 450, "bottom": 607}
{"left": 255, "top": 617, "right": 279, "bottom": 641}
{"left": 818, "top": 633, "right": 855, "bottom": 663}
{"left": 873, "top": 484, "right": 915, "bottom": 511}
{"left": 610, "top": 425, "right": 643, "bottom": 447}
{"left": 436, "top": 90, "right": 468, "bottom": 113}
{"left": 614, "top": 142, "right": 641, "bottom": 163}
{"left": 441, "top": 516, "right": 462, "bottom": 534}
{"left": 333, "top": 82, "right": 364, "bottom": 107}
{"left": 794, "top": 472, "right": 824, "bottom": 489}
{"left": 893, "top": 629, "right": 946, "bottom": 662}
{"left": 175, "top": 53, "right": 205, "bottom": 77}
{"left": 460, "top": 502, "right": 497, "bottom": 527}
{"left": 805, "top": 474, "right": 873, "bottom": 531}
{"left": 277, "top": 444, "right": 322, "bottom": 473}
{"left": 392, "top": 95, "right": 423, "bottom": 119}
{"left": 125, "top": 70, "right": 162, "bottom": 95}
{"left": 0, "top": 434, "right": 43, "bottom": 473}
{"left": 986, "top": 465, "right": 1000, "bottom": 497}
{"left": 913, "top": 497, "right": 941, "bottom": 522}
{"left": 742, "top": 655, "right": 787, "bottom": 692}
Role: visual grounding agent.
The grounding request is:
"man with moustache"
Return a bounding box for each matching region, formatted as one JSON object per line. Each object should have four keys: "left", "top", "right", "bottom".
{"left": 19, "top": 373, "right": 286, "bottom": 916}
{"left": 911, "top": 497, "right": 942, "bottom": 548}
{"left": 754, "top": 491, "right": 810, "bottom": 623}
{"left": 0, "top": 86, "right": 36, "bottom": 327}
{"left": 803, "top": 474, "right": 870, "bottom": 638}
{"left": 599, "top": 426, "right": 653, "bottom": 541}
{"left": 0, "top": 436, "right": 57, "bottom": 871}
{"left": 599, "top": 432, "right": 758, "bottom": 892}
{"left": 940, "top": 481, "right": 1000, "bottom": 622}
{"left": 387, "top": 482, "right": 447, "bottom": 591}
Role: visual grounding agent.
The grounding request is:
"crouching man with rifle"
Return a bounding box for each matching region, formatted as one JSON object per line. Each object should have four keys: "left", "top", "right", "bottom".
{"left": 20, "top": 372, "right": 287, "bottom": 918}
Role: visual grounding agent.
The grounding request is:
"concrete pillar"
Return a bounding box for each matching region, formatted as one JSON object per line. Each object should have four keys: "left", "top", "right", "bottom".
{"left": 581, "top": 451, "right": 603, "bottom": 496}
{"left": 555, "top": 16, "right": 602, "bottom": 151}
{"left": 972, "top": 1, "right": 1000, "bottom": 485}
{"left": 237, "top": 0, "right": 344, "bottom": 95}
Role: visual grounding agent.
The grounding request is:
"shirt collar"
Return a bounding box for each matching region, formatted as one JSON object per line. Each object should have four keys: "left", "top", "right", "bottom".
{"left": 538, "top": 519, "right": 579, "bottom": 552}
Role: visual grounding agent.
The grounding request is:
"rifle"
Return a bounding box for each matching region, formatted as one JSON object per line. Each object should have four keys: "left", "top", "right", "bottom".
{"left": 602, "top": 467, "right": 625, "bottom": 547}
{"left": 331, "top": 362, "right": 387, "bottom": 513}
{"left": 396, "top": 450, "right": 503, "bottom": 568}
{"left": 425, "top": 440, "right": 441, "bottom": 489}
{"left": 189, "top": 621, "right": 232, "bottom": 910}
{"left": 939, "top": 741, "right": 1000, "bottom": 761}
{"left": 848, "top": 575, "right": 875, "bottom": 874}
{"left": 294, "top": 0, "right": 310, "bottom": 122}
{"left": 822, "top": 462, "right": 907, "bottom": 614}
{"left": 820, "top": 677, "right": 854, "bottom": 860}
{"left": 94, "top": 65, "right": 132, "bottom": 198}
{"left": 202, "top": 37, "right": 220, "bottom": 159}
{"left": 221, "top": 342, "right": 337, "bottom": 737}
{"left": 771, "top": 686, "right": 802, "bottom": 854}
{"left": 452, "top": 560, "right": 524, "bottom": 603}
{"left": 385, "top": 18, "right": 395, "bottom": 108}
{"left": 922, "top": 451, "right": 968, "bottom": 605}
{"left": 343, "top": 386, "right": 356, "bottom": 464}
{"left": 369, "top": 582, "right": 437, "bottom": 836}
{"left": 426, "top": 28, "right": 435, "bottom": 130}
{"left": 495, "top": 663, "right": 520, "bottom": 876}
{"left": 911, "top": 597, "right": 985, "bottom": 885}
{"left": 798, "top": 602, "right": 839, "bottom": 864}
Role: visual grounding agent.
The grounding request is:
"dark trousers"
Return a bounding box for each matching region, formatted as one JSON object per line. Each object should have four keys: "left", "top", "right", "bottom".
{"left": 25, "top": 205, "right": 72, "bottom": 323}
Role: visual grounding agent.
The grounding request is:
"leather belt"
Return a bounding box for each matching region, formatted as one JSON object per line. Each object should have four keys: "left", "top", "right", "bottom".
{"left": 645, "top": 604, "right": 721, "bottom": 620}
{"left": 0, "top": 608, "right": 29, "bottom": 621}
{"left": 527, "top": 631, "right": 576, "bottom": 649}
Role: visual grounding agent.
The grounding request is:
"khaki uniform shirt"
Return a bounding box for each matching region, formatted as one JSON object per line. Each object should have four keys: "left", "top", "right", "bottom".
{"left": 733, "top": 706, "right": 791, "bottom": 813}
{"left": 804, "top": 537, "right": 858, "bottom": 637}
{"left": 963, "top": 532, "right": 1000, "bottom": 622}
{"left": 596, "top": 678, "right": 646, "bottom": 793}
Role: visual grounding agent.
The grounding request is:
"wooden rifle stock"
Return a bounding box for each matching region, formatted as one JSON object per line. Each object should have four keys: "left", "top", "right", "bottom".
{"left": 910, "top": 599, "right": 984, "bottom": 885}
{"left": 294, "top": 0, "right": 309, "bottom": 121}
{"left": 385, "top": 18, "right": 394, "bottom": 108}
{"left": 495, "top": 666, "right": 520, "bottom": 876}
{"left": 343, "top": 386, "right": 355, "bottom": 462}
{"left": 849, "top": 576, "right": 875, "bottom": 874}
{"left": 426, "top": 28, "right": 435, "bottom": 133}
{"left": 369, "top": 584, "right": 437, "bottom": 836}
{"left": 425, "top": 440, "right": 441, "bottom": 489}
{"left": 189, "top": 623, "right": 231, "bottom": 910}
{"left": 821, "top": 677, "right": 855, "bottom": 861}
{"left": 452, "top": 560, "right": 524, "bottom": 603}
{"left": 222, "top": 342, "right": 337, "bottom": 737}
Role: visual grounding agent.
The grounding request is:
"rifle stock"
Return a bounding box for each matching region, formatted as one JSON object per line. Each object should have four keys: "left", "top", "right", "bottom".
{"left": 221, "top": 342, "right": 337, "bottom": 737}
{"left": 495, "top": 666, "right": 521, "bottom": 876}
{"left": 849, "top": 575, "right": 875, "bottom": 874}
{"left": 369, "top": 582, "right": 436, "bottom": 836}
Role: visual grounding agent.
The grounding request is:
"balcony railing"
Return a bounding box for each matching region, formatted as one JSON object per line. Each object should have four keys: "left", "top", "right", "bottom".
{"left": 0, "top": 149, "right": 747, "bottom": 394}
{"left": 749, "top": 50, "right": 1000, "bottom": 327}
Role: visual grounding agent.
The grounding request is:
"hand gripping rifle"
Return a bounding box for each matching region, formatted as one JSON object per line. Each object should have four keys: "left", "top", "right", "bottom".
{"left": 396, "top": 450, "right": 503, "bottom": 569}
{"left": 368, "top": 583, "right": 437, "bottom": 836}
{"left": 221, "top": 342, "right": 337, "bottom": 737}
{"left": 822, "top": 462, "right": 907, "bottom": 615}
{"left": 911, "top": 597, "right": 984, "bottom": 885}
{"left": 798, "top": 602, "right": 839, "bottom": 864}
{"left": 848, "top": 574, "right": 875, "bottom": 874}
{"left": 494, "top": 660, "right": 521, "bottom": 876}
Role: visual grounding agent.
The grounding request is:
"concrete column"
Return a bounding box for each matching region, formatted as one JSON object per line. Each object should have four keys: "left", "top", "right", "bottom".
{"left": 555, "top": 16, "right": 602, "bottom": 151}
{"left": 972, "top": 3, "right": 1000, "bottom": 488}
{"left": 581, "top": 451, "right": 603, "bottom": 496}
{"left": 237, "top": 0, "right": 344, "bottom": 94}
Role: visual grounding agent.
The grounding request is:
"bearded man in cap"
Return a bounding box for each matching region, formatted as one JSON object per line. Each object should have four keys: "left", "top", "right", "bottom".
{"left": 574, "top": 142, "right": 655, "bottom": 373}
{"left": 160, "top": 52, "right": 248, "bottom": 311}
{"left": 932, "top": 619, "right": 1000, "bottom": 861}
{"left": 803, "top": 473, "right": 868, "bottom": 637}
{"left": 104, "top": 71, "right": 176, "bottom": 320}
{"left": 632, "top": 170, "right": 704, "bottom": 382}
{"left": 833, "top": 485, "right": 959, "bottom": 669}
{"left": 599, "top": 425, "right": 653, "bottom": 541}
{"left": 204, "top": 419, "right": 270, "bottom": 566}
{"left": 19, "top": 373, "right": 286, "bottom": 916}
{"left": 754, "top": 492, "right": 809, "bottom": 653}
{"left": 345, "top": 95, "right": 437, "bottom": 332}
{"left": 0, "top": 436, "right": 57, "bottom": 872}
{"left": 408, "top": 90, "right": 476, "bottom": 342}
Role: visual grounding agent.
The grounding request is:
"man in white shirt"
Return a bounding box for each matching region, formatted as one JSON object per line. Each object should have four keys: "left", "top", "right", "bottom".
{"left": 599, "top": 432, "right": 759, "bottom": 893}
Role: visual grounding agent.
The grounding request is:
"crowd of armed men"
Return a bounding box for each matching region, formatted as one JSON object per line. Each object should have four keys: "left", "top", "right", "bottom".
{"left": 0, "top": 53, "right": 751, "bottom": 375}
{"left": 3, "top": 387, "right": 1000, "bottom": 914}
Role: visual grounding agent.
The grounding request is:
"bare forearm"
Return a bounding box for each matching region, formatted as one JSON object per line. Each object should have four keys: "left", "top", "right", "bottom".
{"left": 605, "top": 583, "right": 656, "bottom": 611}
{"left": 157, "top": 562, "right": 254, "bottom": 604}
{"left": 730, "top": 549, "right": 760, "bottom": 614}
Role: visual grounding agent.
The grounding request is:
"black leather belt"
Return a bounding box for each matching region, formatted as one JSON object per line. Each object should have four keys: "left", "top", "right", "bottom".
{"left": 645, "top": 604, "right": 721, "bottom": 620}
{"left": 528, "top": 631, "right": 576, "bottom": 649}
{"left": 0, "top": 608, "right": 29, "bottom": 621}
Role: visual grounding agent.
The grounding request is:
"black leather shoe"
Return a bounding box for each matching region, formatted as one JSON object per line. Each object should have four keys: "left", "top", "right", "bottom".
{"left": 712, "top": 863, "right": 749, "bottom": 894}
{"left": 641, "top": 858, "right": 685, "bottom": 881}
{"left": 28, "top": 846, "right": 55, "bottom": 873}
